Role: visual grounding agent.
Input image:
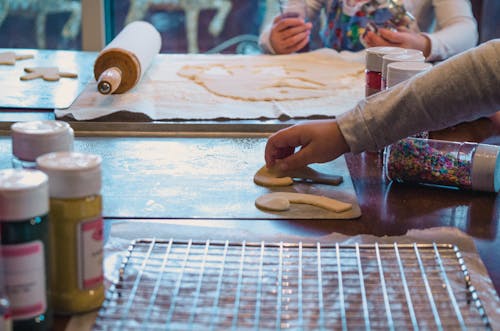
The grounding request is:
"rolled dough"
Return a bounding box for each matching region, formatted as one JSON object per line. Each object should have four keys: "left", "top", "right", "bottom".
{"left": 177, "top": 52, "right": 364, "bottom": 101}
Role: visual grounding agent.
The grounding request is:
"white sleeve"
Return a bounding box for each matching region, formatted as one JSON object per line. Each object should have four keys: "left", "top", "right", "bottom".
{"left": 423, "top": 0, "right": 478, "bottom": 61}
{"left": 337, "top": 40, "right": 500, "bottom": 153}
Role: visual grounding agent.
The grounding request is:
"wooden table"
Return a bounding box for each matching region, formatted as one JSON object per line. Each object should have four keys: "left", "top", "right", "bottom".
{"left": 2, "top": 113, "right": 498, "bottom": 331}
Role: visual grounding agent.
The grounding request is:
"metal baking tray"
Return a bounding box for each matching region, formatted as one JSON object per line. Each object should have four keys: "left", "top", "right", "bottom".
{"left": 93, "top": 240, "right": 491, "bottom": 330}
{"left": 0, "top": 135, "right": 361, "bottom": 219}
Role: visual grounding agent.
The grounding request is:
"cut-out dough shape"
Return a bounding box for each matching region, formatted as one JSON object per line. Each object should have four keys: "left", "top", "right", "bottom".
{"left": 0, "top": 51, "right": 34, "bottom": 65}
{"left": 254, "top": 165, "right": 343, "bottom": 187}
{"left": 255, "top": 192, "right": 352, "bottom": 213}
{"left": 20, "top": 67, "right": 78, "bottom": 81}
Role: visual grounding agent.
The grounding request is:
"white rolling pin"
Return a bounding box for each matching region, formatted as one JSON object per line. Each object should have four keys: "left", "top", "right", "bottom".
{"left": 93, "top": 21, "right": 162, "bottom": 94}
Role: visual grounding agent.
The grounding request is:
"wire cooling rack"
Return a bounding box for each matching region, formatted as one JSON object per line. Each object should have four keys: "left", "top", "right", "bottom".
{"left": 93, "top": 240, "right": 491, "bottom": 330}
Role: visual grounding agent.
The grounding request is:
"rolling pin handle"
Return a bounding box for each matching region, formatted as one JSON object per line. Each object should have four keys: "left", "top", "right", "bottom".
{"left": 97, "top": 67, "right": 122, "bottom": 95}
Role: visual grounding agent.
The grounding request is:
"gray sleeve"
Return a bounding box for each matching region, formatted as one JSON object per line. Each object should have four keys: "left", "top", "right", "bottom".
{"left": 337, "top": 39, "right": 500, "bottom": 153}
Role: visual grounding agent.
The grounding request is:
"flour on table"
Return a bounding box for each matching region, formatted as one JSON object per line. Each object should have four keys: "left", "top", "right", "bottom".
{"left": 177, "top": 50, "right": 364, "bottom": 101}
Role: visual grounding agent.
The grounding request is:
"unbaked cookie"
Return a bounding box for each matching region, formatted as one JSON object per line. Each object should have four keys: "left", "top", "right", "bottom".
{"left": 254, "top": 165, "right": 343, "bottom": 187}
{"left": 20, "top": 67, "right": 78, "bottom": 81}
{"left": 0, "top": 51, "right": 34, "bottom": 65}
{"left": 255, "top": 192, "right": 352, "bottom": 213}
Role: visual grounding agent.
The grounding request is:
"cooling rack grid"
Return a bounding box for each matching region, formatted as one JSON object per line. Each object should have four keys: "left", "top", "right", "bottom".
{"left": 93, "top": 239, "right": 491, "bottom": 330}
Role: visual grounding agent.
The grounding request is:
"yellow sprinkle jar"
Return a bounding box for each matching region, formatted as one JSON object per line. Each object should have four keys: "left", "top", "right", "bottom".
{"left": 37, "top": 152, "right": 104, "bottom": 314}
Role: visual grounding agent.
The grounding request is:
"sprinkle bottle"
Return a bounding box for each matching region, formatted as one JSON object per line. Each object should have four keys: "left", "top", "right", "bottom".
{"left": 386, "top": 61, "right": 433, "bottom": 89}
{"left": 36, "top": 152, "right": 104, "bottom": 314}
{"left": 384, "top": 138, "right": 500, "bottom": 192}
{"left": 381, "top": 50, "right": 424, "bottom": 90}
{"left": 11, "top": 120, "right": 74, "bottom": 169}
{"left": 0, "top": 169, "right": 52, "bottom": 331}
{"left": 365, "top": 46, "right": 406, "bottom": 97}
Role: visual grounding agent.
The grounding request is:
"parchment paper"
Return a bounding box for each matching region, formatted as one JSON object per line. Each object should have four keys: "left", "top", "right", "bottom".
{"left": 55, "top": 49, "right": 365, "bottom": 122}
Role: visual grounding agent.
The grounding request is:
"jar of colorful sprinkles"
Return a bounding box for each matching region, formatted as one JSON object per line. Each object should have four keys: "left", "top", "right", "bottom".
{"left": 383, "top": 138, "right": 500, "bottom": 192}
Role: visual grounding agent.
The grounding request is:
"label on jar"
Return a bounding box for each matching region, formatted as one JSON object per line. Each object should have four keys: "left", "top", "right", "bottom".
{"left": 1, "top": 241, "right": 46, "bottom": 320}
{"left": 77, "top": 217, "right": 104, "bottom": 290}
{"left": 1, "top": 314, "right": 12, "bottom": 331}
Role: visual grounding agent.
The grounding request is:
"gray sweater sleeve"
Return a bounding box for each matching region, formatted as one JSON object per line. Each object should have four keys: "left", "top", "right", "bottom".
{"left": 337, "top": 39, "right": 500, "bottom": 153}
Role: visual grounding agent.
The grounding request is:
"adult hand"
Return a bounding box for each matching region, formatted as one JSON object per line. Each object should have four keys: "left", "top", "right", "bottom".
{"left": 264, "top": 120, "right": 350, "bottom": 171}
{"left": 363, "top": 27, "right": 431, "bottom": 57}
{"left": 269, "top": 15, "right": 312, "bottom": 54}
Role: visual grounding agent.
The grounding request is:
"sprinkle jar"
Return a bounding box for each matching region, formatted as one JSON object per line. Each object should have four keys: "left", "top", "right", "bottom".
{"left": 386, "top": 61, "right": 433, "bottom": 89}
{"left": 36, "top": 152, "right": 104, "bottom": 314}
{"left": 0, "top": 169, "right": 52, "bottom": 331}
{"left": 11, "top": 120, "right": 74, "bottom": 169}
{"left": 384, "top": 138, "right": 500, "bottom": 192}
{"left": 365, "top": 46, "right": 406, "bottom": 97}
{"left": 381, "top": 50, "right": 424, "bottom": 89}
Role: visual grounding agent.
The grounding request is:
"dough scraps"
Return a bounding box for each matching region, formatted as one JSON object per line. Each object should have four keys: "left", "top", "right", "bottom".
{"left": 254, "top": 165, "right": 343, "bottom": 187}
{"left": 177, "top": 52, "right": 364, "bottom": 101}
{"left": 20, "top": 67, "right": 78, "bottom": 81}
{"left": 255, "top": 192, "right": 352, "bottom": 213}
{"left": 0, "top": 51, "right": 34, "bottom": 65}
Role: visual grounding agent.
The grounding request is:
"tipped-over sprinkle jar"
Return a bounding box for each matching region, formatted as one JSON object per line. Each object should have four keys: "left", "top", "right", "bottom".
{"left": 0, "top": 169, "right": 52, "bottom": 331}
{"left": 384, "top": 137, "right": 500, "bottom": 192}
{"left": 11, "top": 120, "right": 74, "bottom": 169}
{"left": 37, "top": 152, "right": 104, "bottom": 314}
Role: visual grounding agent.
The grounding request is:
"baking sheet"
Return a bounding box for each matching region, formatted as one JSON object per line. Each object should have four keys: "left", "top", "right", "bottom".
{"left": 55, "top": 49, "right": 365, "bottom": 122}
{"left": 0, "top": 48, "right": 96, "bottom": 109}
{"left": 0, "top": 135, "right": 361, "bottom": 220}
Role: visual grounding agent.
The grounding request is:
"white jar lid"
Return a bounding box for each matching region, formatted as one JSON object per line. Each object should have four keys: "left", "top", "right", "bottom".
{"left": 386, "top": 61, "right": 433, "bottom": 88}
{"left": 471, "top": 144, "right": 500, "bottom": 192}
{"left": 382, "top": 52, "right": 425, "bottom": 81}
{"left": 0, "top": 169, "right": 49, "bottom": 221}
{"left": 11, "top": 120, "right": 74, "bottom": 162}
{"left": 37, "top": 152, "right": 102, "bottom": 199}
{"left": 365, "top": 46, "right": 406, "bottom": 72}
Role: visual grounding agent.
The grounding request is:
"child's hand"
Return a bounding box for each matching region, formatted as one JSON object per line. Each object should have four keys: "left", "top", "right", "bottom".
{"left": 362, "top": 28, "right": 431, "bottom": 58}
{"left": 264, "top": 120, "right": 350, "bottom": 171}
{"left": 269, "top": 15, "right": 312, "bottom": 54}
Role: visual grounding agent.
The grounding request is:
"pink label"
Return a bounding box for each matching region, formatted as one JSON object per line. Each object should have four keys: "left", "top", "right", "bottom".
{"left": 2, "top": 241, "right": 46, "bottom": 320}
{"left": 78, "top": 217, "right": 104, "bottom": 290}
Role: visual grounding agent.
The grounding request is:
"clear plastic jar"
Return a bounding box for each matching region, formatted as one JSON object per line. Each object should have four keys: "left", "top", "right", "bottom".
{"left": 11, "top": 120, "right": 74, "bottom": 169}
{"left": 384, "top": 138, "right": 500, "bottom": 192}
{"left": 36, "top": 152, "right": 104, "bottom": 314}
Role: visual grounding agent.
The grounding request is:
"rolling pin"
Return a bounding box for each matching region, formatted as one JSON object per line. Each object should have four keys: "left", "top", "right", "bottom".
{"left": 93, "top": 21, "right": 162, "bottom": 94}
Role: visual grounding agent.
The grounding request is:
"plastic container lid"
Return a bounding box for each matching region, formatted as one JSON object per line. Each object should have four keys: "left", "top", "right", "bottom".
{"left": 386, "top": 61, "right": 433, "bottom": 88}
{"left": 382, "top": 51, "right": 425, "bottom": 82}
{"left": 37, "top": 152, "right": 102, "bottom": 199}
{"left": 11, "top": 120, "right": 74, "bottom": 162}
{"left": 0, "top": 169, "right": 49, "bottom": 221}
{"left": 471, "top": 144, "right": 500, "bottom": 192}
{"left": 365, "top": 46, "right": 406, "bottom": 72}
